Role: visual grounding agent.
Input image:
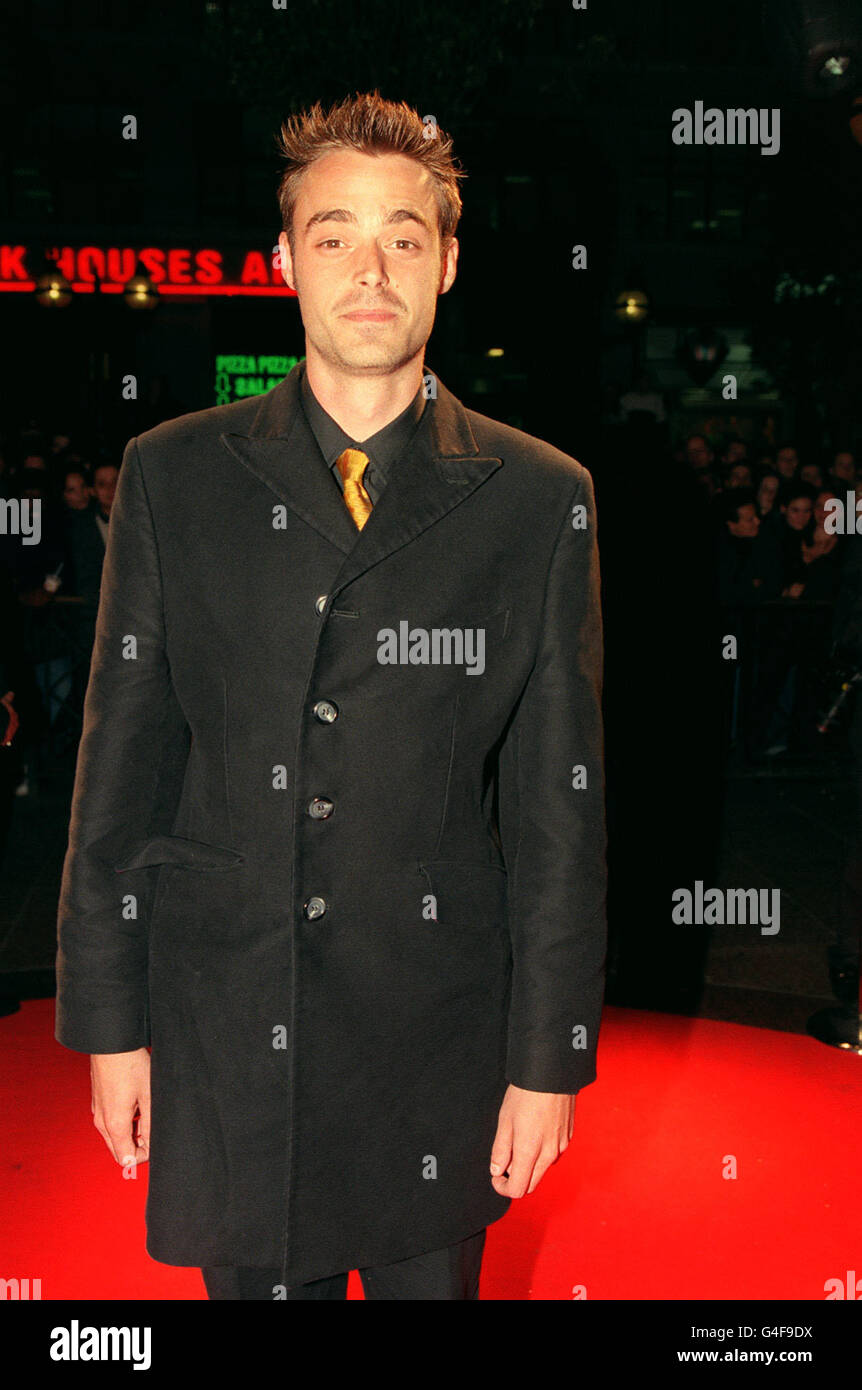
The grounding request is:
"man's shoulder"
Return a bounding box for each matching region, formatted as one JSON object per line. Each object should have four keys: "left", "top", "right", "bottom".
{"left": 134, "top": 394, "right": 264, "bottom": 457}
{"left": 464, "top": 405, "right": 592, "bottom": 494}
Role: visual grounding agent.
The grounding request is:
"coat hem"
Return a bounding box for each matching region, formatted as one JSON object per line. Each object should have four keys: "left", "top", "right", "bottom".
{"left": 146, "top": 1199, "right": 511, "bottom": 1286}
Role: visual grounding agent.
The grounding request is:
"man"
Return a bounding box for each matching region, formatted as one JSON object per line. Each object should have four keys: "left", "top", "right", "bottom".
{"left": 829, "top": 448, "right": 856, "bottom": 490}
{"left": 683, "top": 433, "right": 718, "bottom": 498}
{"left": 775, "top": 442, "right": 800, "bottom": 481}
{"left": 65, "top": 462, "right": 118, "bottom": 606}
{"left": 716, "top": 489, "right": 781, "bottom": 758}
{"left": 684, "top": 432, "right": 714, "bottom": 474}
{"left": 55, "top": 93, "right": 607, "bottom": 1301}
{"left": 717, "top": 487, "right": 781, "bottom": 605}
{"left": 62, "top": 465, "right": 92, "bottom": 514}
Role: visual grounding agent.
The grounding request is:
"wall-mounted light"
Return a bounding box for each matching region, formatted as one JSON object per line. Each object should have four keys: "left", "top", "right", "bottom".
{"left": 615, "top": 289, "right": 649, "bottom": 324}
{"left": 123, "top": 261, "right": 160, "bottom": 310}
{"left": 34, "top": 262, "right": 72, "bottom": 308}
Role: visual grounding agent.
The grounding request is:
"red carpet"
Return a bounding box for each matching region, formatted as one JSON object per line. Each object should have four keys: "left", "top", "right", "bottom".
{"left": 1, "top": 999, "right": 859, "bottom": 1300}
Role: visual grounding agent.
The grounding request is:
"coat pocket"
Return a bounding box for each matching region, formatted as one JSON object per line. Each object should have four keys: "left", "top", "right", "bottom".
{"left": 417, "top": 858, "right": 509, "bottom": 930}
{"left": 437, "top": 607, "right": 510, "bottom": 642}
{"left": 114, "top": 834, "right": 245, "bottom": 872}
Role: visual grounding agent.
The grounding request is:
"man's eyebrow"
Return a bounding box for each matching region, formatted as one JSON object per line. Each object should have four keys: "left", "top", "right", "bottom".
{"left": 304, "top": 207, "right": 432, "bottom": 234}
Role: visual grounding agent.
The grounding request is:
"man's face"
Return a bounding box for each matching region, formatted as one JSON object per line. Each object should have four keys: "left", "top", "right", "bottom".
{"left": 800, "top": 463, "right": 823, "bottom": 488}
{"left": 725, "top": 441, "right": 747, "bottom": 464}
{"left": 93, "top": 466, "right": 118, "bottom": 513}
{"left": 728, "top": 503, "right": 759, "bottom": 538}
{"left": 685, "top": 435, "right": 713, "bottom": 470}
{"left": 783, "top": 496, "right": 813, "bottom": 531}
{"left": 776, "top": 447, "right": 798, "bottom": 478}
{"left": 833, "top": 451, "right": 856, "bottom": 482}
{"left": 278, "top": 149, "right": 458, "bottom": 377}
{"left": 727, "top": 463, "right": 752, "bottom": 489}
{"left": 757, "top": 475, "right": 779, "bottom": 508}
{"left": 63, "top": 473, "right": 90, "bottom": 510}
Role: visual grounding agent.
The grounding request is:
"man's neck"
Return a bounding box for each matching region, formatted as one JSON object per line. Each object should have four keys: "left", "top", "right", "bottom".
{"left": 304, "top": 347, "right": 424, "bottom": 442}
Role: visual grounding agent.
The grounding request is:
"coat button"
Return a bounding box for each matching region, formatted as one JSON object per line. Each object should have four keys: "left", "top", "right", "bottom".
{"left": 315, "top": 594, "right": 328, "bottom": 614}
{"left": 312, "top": 699, "right": 339, "bottom": 724}
{"left": 304, "top": 896, "right": 327, "bottom": 920}
{"left": 308, "top": 797, "right": 334, "bottom": 819}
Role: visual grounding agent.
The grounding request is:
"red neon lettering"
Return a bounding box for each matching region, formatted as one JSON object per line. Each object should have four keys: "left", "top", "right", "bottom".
{"left": 76, "top": 246, "right": 106, "bottom": 282}
{"left": 167, "top": 248, "right": 192, "bottom": 284}
{"left": 0, "top": 245, "right": 28, "bottom": 280}
{"left": 194, "top": 248, "right": 223, "bottom": 284}
{"left": 138, "top": 247, "right": 166, "bottom": 282}
{"left": 240, "top": 250, "right": 269, "bottom": 285}
{"left": 106, "top": 247, "right": 137, "bottom": 283}
{"left": 48, "top": 247, "right": 76, "bottom": 281}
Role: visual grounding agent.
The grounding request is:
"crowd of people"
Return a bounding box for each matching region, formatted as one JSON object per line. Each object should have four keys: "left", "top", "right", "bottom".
{"left": 0, "top": 426, "right": 118, "bottom": 809}
{"left": 688, "top": 431, "right": 861, "bottom": 761}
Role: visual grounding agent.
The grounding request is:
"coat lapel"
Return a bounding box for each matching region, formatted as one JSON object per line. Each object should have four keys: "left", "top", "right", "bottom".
{"left": 220, "top": 369, "right": 359, "bottom": 555}
{"left": 219, "top": 362, "right": 503, "bottom": 584}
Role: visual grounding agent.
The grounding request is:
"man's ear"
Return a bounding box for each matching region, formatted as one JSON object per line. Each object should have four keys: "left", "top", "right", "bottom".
{"left": 277, "top": 231, "right": 297, "bottom": 292}
{"left": 439, "top": 236, "right": 458, "bottom": 296}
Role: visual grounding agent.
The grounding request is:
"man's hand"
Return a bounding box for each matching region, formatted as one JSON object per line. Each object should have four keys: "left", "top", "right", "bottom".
{"left": 90, "top": 1048, "right": 151, "bottom": 1169}
{"left": 489, "top": 1084, "right": 576, "bottom": 1197}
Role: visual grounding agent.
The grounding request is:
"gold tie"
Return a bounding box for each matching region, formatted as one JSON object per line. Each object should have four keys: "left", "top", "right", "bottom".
{"left": 335, "top": 448, "right": 373, "bottom": 530}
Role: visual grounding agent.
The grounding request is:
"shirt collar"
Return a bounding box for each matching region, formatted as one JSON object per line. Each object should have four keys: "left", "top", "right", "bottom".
{"left": 299, "top": 358, "right": 427, "bottom": 480}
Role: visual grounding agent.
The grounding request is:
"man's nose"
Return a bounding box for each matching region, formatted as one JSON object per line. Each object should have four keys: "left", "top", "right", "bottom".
{"left": 354, "top": 241, "right": 389, "bottom": 284}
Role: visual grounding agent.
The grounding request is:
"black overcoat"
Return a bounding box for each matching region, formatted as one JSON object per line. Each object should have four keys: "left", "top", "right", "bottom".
{"left": 55, "top": 363, "right": 607, "bottom": 1286}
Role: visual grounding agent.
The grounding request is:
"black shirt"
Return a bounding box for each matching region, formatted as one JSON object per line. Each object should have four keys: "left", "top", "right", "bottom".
{"left": 299, "top": 359, "right": 427, "bottom": 505}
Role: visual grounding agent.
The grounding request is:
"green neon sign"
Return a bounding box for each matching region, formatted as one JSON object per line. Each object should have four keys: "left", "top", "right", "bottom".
{"left": 214, "top": 354, "right": 303, "bottom": 404}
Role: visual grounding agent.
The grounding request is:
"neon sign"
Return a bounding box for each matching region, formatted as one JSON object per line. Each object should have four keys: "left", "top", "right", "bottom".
{"left": 0, "top": 244, "right": 297, "bottom": 297}
{"left": 214, "top": 354, "right": 303, "bottom": 404}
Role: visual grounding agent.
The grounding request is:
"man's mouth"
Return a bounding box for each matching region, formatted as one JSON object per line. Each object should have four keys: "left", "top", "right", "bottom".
{"left": 341, "top": 310, "right": 398, "bottom": 322}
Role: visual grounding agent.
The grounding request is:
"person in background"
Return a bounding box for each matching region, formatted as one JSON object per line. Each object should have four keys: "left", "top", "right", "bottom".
{"left": 62, "top": 466, "right": 92, "bottom": 514}
{"left": 716, "top": 489, "right": 780, "bottom": 756}
{"left": 829, "top": 448, "right": 856, "bottom": 493}
{"left": 717, "top": 489, "right": 781, "bottom": 606}
{"left": 748, "top": 483, "right": 822, "bottom": 759}
{"left": 719, "top": 437, "right": 748, "bottom": 476}
{"left": 802, "top": 488, "right": 844, "bottom": 601}
{"left": 800, "top": 461, "right": 825, "bottom": 491}
{"left": 775, "top": 443, "right": 800, "bottom": 482}
{"left": 684, "top": 433, "right": 718, "bottom": 499}
{"left": 66, "top": 462, "right": 118, "bottom": 608}
{"left": 777, "top": 483, "right": 817, "bottom": 598}
{"left": 756, "top": 470, "right": 781, "bottom": 528}
{"left": 684, "top": 432, "right": 715, "bottom": 474}
{"left": 725, "top": 461, "right": 753, "bottom": 490}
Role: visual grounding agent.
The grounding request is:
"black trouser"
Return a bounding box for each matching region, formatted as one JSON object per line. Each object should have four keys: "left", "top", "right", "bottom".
{"left": 202, "top": 1228, "right": 487, "bottom": 1301}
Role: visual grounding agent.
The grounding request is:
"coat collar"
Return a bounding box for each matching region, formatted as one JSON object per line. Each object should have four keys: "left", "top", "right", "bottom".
{"left": 220, "top": 360, "right": 502, "bottom": 595}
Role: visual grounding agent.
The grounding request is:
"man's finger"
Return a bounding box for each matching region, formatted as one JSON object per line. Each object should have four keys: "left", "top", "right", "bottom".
{"left": 135, "top": 1101, "right": 151, "bottom": 1154}
{"left": 489, "top": 1112, "right": 513, "bottom": 1179}
{"left": 102, "top": 1119, "right": 136, "bottom": 1165}
{"left": 500, "top": 1141, "right": 541, "bottom": 1198}
{"left": 526, "top": 1146, "right": 558, "bottom": 1195}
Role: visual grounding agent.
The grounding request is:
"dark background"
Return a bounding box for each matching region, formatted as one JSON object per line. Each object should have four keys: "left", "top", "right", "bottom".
{"left": 2, "top": 0, "right": 862, "bottom": 1031}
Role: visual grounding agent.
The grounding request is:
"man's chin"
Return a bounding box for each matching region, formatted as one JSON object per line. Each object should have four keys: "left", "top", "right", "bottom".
{"left": 331, "top": 342, "right": 418, "bottom": 374}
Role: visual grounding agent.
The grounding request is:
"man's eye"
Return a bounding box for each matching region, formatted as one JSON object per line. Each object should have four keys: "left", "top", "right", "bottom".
{"left": 320, "top": 239, "right": 344, "bottom": 248}
{"left": 392, "top": 239, "right": 417, "bottom": 250}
